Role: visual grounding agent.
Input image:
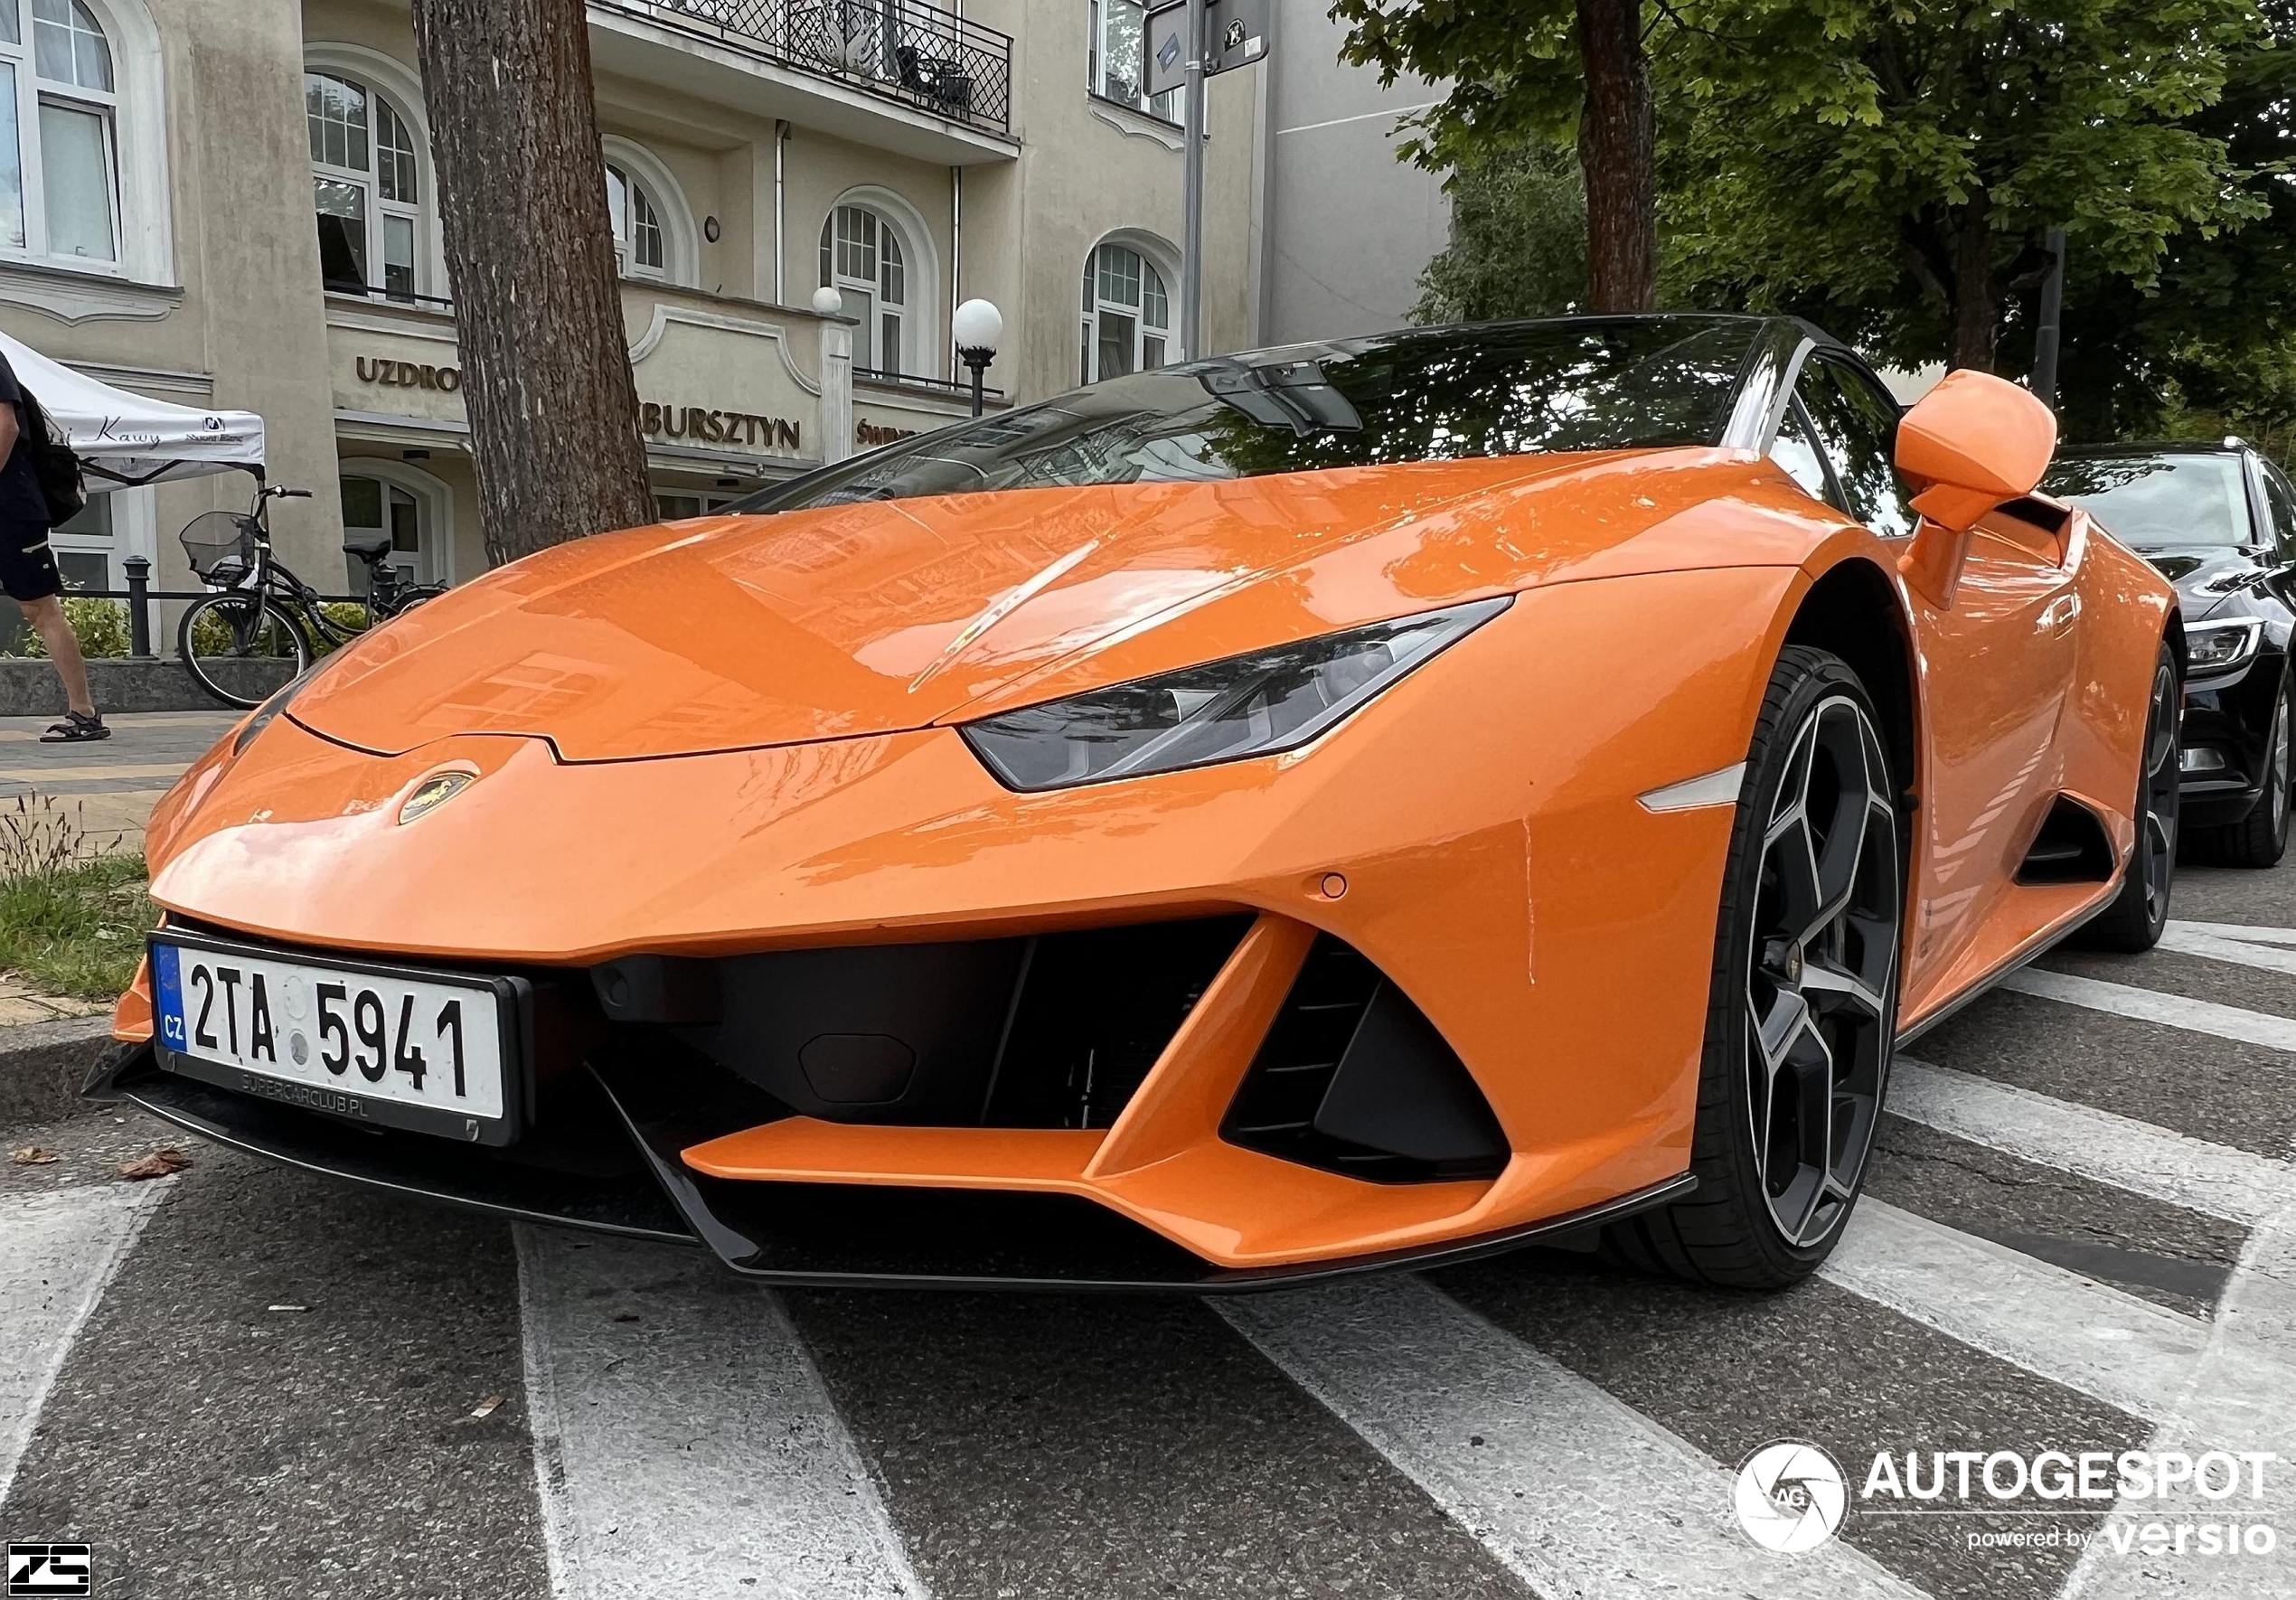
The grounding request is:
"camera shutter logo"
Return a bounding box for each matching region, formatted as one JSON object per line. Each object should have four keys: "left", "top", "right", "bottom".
{"left": 1734, "top": 1441, "right": 1849, "bottom": 1551}
{"left": 7, "top": 1543, "right": 92, "bottom": 1596}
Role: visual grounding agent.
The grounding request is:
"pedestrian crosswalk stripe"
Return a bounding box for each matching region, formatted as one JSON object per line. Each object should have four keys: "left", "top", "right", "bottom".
{"left": 516, "top": 1228, "right": 928, "bottom": 1600}
{"left": 2169, "top": 919, "right": 2296, "bottom": 949}
{"left": 1220, "top": 1274, "right": 1929, "bottom": 1600}
{"left": 1824, "top": 1199, "right": 2210, "bottom": 1423}
{"left": 2159, "top": 924, "right": 2296, "bottom": 979}
{"left": 2056, "top": 1204, "right": 2296, "bottom": 1594}
{"left": 0, "top": 1182, "right": 161, "bottom": 1510}
{"left": 2001, "top": 967, "right": 2296, "bottom": 1053}
{"left": 1890, "top": 1059, "right": 2296, "bottom": 1225}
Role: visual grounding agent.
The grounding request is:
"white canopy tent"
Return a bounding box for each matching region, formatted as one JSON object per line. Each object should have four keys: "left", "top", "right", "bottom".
{"left": 0, "top": 330, "right": 265, "bottom": 489}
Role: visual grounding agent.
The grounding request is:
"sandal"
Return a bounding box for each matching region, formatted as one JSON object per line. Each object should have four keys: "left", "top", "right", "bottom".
{"left": 40, "top": 711, "right": 109, "bottom": 743}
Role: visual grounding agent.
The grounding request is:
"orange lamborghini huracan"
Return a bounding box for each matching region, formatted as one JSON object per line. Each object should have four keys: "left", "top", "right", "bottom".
{"left": 93, "top": 316, "right": 2182, "bottom": 1291}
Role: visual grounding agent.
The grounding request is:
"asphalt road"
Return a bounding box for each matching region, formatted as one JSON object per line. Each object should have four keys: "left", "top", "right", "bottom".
{"left": 2, "top": 855, "right": 2293, "bottom": 1600}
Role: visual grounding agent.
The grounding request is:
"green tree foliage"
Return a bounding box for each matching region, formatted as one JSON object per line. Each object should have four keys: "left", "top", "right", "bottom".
{"left": 1332, "top": 0, "right": 1659, "bottom": 310}
{"left": 1413, "top": 138, "right": 1590, "bottom": 324}
{"left": 2042, "top": 0, "right": 2296, "bottom": 447}
{"left": 1662, "top": 0, "right": 2270, "bottom": 374}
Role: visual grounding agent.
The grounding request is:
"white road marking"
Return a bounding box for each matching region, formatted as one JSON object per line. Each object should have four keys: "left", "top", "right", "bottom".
{"left": 2159, "top": 924, "right": 2296, "bottom": 978}
{"left": 1824, "top": 1199, "right": 2214, "bottom": 1423}
{"left": 0, "top": 1181, "right": 162, "bottom": 1509}
{"left": 2060, "top": 1206, "right": 2296, "bottom": 1597}
{"left": 1889, "top": 1059, "right": 2296, "bottom": 1225}
{"left": 2001, "top": 968, "right": 2296, "bottom": 1054}
{"left": 2170, "top": 920, "right": 2296, "bottom": 950}
{"left": 516, "top": 1228, "right": 926, "bottom": 1600}
{"left": 1219, "top": 1274, "right": 1926, "bottom": 1600}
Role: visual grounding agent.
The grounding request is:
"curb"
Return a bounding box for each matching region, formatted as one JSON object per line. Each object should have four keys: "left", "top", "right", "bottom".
{"left": 0, "top": 657, "right": 286, "bottom": 716}
{"left": 0, "top": 1014, "right": 122, "bottom": 1131}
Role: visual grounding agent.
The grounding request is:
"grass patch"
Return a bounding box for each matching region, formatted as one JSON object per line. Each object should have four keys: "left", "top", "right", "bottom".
{"left": 0, "top": 793, "right": 147, "bottom": 1001}
{"left": 0, "top": 851, "right": 151, "bottom": 1000}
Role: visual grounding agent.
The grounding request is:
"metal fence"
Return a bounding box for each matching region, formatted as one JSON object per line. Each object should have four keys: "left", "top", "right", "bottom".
{"left": 64, "top": 559, "right": 365, "bottom": 663}
{"left": 613, "top": 0, "right": 1014, "bottom": 133}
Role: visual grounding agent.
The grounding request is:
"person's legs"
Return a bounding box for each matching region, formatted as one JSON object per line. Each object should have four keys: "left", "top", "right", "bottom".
{"left": 20, "top": 594, "right": 93, "bottom": 716}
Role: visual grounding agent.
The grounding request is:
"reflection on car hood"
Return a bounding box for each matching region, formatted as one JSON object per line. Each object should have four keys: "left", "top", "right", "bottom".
{"left": 2138, "top": 544, "right": 2267, "bottom": 620}
{"left": 287, "top": 450, "right": 1781, "bottom": 761}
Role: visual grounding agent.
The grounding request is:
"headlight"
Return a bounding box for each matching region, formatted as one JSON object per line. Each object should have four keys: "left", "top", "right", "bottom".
{"left": 960, "top": 597, "right": 1510, "bottom": 791}
{"left": 230, "top": 662, "right": 330, "bottom": 757}
{"left": 2187, "top": 617, "right": 2263, "bottom": 678}
{"left": 232, "top": 681, "right": 299, "bottom": 755}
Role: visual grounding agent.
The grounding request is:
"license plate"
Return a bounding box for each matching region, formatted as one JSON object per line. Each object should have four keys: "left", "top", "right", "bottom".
{"left": 149, "top": 935, "right": 526, "bottom": 1144}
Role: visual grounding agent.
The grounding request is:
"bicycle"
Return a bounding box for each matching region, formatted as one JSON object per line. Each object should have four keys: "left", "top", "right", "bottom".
{"left": 177, "top": 484, "right": 450, "bottom": 710}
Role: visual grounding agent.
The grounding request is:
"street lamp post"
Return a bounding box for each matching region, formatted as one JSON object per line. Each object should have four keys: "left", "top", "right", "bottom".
{"left": 2031, "top": 227, "right": 2067, "bottom": 414}
{"left": 954, "top": 297, "right": 1002, "bottom": 418}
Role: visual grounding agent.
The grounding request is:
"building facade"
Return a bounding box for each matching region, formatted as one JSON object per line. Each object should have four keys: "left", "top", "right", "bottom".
{"left": 1256, "top": 0, "right": 1447, "bottom": 345}
{"left": 0, "top": 0, "right": 1262, "bottom": 595}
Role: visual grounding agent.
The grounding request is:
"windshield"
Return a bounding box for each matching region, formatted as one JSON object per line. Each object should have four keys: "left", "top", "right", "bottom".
{"left": 732, "top": 318, "right": 1761, "bottom": 514}
{"left": 2041, "top": 454, "right": 2254, "bottom": 550}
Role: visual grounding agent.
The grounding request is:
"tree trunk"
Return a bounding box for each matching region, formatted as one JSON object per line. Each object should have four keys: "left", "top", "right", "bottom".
{"left": 1575, "top": 0, "right": 1656, "bottom": 313}
{"left": 409, "top": 0, "right": 653, "bottom": 565}
{"left": 1949, "top": 193, "right": 1998, "bottom": 372}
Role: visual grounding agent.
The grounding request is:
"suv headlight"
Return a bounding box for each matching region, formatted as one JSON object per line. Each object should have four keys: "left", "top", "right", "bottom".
{"left": 2187, "top": 617, "right": 2263, "bottom": 679}
{"left": 960, "top": 597, "right": 1510, "bottom": 791}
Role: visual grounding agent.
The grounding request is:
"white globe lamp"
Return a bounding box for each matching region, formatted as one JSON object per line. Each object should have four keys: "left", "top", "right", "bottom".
{"left": 953, "top": 298, "right": 1003, "bottom": 416}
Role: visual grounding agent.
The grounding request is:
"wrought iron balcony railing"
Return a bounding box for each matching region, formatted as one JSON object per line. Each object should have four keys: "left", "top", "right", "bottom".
{"left": 605, "top": 0, "right": 1014, "bottom": 136}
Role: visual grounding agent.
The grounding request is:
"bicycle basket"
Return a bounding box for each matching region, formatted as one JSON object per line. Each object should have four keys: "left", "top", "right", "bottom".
{"left": 180, "top": 511, "right": 257, "bottom": 582}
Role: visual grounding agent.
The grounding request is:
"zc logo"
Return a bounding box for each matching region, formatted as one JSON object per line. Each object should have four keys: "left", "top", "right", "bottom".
{"left": 6, "top": 1543, "right": 92, "bottom": 1596}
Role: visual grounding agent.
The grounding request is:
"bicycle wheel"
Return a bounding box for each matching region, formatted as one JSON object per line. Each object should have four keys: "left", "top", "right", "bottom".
{"left": 386, "top": 585, "right": 449, "bottom": 616}
{"left": 177, "top": 592, "right": 312, "bottom": 710}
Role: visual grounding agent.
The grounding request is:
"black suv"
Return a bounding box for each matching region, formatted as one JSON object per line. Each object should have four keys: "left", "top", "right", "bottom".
{"left": 2045, "top": 439, "right": 2295, "bottom": 867}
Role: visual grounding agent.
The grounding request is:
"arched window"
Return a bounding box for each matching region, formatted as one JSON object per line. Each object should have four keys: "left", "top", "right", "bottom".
{"left": 1081, "top": 240, "right": 1173, "bottom": 382}
{"left": 607, "top": 163, "right": 663, "bottom": 280}
{"left": 306, "top": 68, "right": 425, "bottom": 299}
{"left": 819, "top": 202, "right": 908, "bottom": 376}
{"left": 339, "top": 463, "right": 453, "bottom": 586}
{"left": 0, "top": 0, "right": 121, "bottom": 265}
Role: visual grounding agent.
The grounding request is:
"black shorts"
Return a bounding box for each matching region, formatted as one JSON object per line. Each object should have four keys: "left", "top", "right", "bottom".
{"left": 0, "top": 528, "right": 61, "bottom": 604}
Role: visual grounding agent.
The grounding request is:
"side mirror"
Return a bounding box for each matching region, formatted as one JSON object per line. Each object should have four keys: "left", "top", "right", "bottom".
{"left": 1894, "top": 369, "right": 2058, "bottom": 607}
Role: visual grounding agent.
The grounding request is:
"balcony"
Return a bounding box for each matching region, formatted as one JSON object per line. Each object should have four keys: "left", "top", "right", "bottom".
{"left": 590, "top": 0, "right": 1016, "bottom": 158}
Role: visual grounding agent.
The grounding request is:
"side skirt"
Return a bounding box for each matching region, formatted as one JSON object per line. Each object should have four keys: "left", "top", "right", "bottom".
{"left": 1894, "top": 888, "right": 2116, "bottom": 1049}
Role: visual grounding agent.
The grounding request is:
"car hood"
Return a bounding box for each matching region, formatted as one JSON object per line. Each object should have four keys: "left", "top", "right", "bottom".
{"left": 288, "top": 448, "right": 1788, "bottom": 761}
{"left": 2139, "top": 544, "right": 2271, "bottom": 622}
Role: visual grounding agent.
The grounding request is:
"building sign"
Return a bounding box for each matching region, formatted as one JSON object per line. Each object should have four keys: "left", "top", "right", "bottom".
{"left": 352, "top": 353, "right": 801, "bottom": 455}
{"left": 356, "top": 356, "right": 461, "bottom": 391}
{"left": 857, "top": 419, "right": 920, "bottom": 448}
{"left": 645, "top": 402, "right": 800, "bottom": 452}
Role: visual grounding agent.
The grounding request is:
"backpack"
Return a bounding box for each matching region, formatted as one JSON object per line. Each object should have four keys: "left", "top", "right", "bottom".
{"left": 15, "top": 385, "right": 83, "bottom": 526}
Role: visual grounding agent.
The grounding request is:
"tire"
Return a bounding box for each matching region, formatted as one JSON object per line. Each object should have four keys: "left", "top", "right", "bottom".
{"left": 2181, "top": 674, "right": 2290, "bottom": 870}
{"left": 178, "top": 592, "right": 312, "bottom": 711}
{"left": 1601, "top": 645, "right": 1904, "bottom": 1288}
{"left": 2074, "top": 643, "right": 2182, "bottom": 951}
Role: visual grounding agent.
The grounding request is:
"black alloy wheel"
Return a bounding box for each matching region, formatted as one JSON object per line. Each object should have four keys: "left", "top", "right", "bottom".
{"left": 1604, "top": 645, "right": 1903, "bottom": 1287}
{"left": 2078, "top": 645, "right": 2182, "bottom": 950}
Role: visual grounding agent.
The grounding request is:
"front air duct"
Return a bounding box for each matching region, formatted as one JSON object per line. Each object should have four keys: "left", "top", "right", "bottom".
{"left": 1222, "top": 936, "right": 1509, "bottom": 1182}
